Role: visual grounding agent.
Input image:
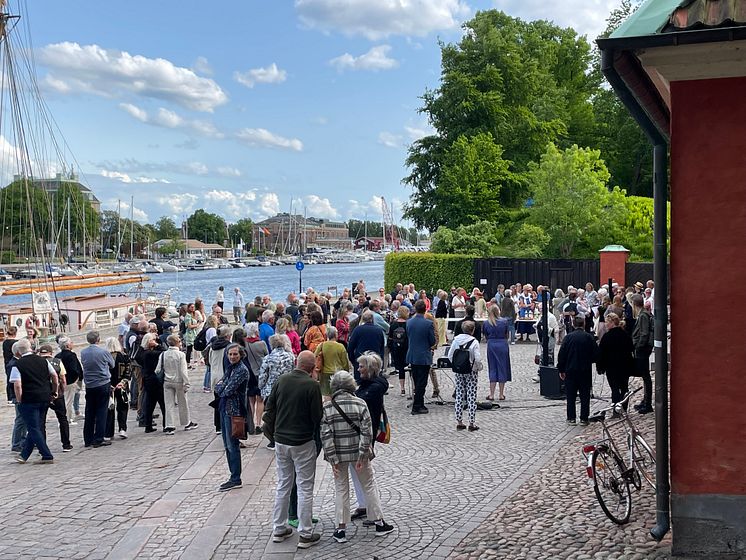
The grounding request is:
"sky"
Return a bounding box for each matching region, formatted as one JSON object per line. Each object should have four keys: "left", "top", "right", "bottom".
{"left": 12, "top": 0, "right": 618, "bottom": 228}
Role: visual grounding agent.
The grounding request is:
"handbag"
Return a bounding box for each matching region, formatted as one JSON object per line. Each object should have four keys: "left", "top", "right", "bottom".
{"left": 108, "top": 391, "right": 115, "bottom": 410}
{"left": 376, "top": 408, "right": 391, "bottom": 444}
{"left": 155, "top": 354, "right": 165, "bottom": 384}
{"left": 230, "top": 415, "right": 248, "bottom": 440}
{"left": 315, "top": 343, "right": 325, "bottom": 375}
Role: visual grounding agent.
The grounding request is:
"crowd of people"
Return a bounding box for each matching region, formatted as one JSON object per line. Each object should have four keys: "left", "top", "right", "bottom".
{"left": 1, "top": 275, "right": 656, "bottom": 547}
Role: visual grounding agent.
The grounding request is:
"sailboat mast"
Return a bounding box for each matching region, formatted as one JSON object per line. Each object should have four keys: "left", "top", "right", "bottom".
{"left": 66, "top": 197, "right": 71, "bottom": 263}
{"left": 129, "top": 195, "right": 134, "bottom": 259}
{"left": 116, "top": 200, "right": 121, "bottom": 260}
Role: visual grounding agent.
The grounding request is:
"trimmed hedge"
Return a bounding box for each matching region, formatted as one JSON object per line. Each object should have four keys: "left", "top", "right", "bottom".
{"left": 384, "top": 252, "right": 475, "bottom": 294}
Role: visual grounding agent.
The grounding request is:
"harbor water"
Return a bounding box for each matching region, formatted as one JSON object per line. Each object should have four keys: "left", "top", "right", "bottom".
{"left": 1, "top": 261, "right": 385, "bottom": 307}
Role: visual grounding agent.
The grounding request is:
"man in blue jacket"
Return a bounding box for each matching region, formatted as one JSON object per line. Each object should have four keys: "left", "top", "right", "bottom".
{"left": 347, "top": 311, "right": 385, "bottom": 381}
{"left": 406, "top": 300, "right": 436, "bottom": 414}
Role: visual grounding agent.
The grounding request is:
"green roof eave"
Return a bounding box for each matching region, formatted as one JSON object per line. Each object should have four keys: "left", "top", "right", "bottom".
{"left": 609, "top": 0, "right": 685, "bottom": 39}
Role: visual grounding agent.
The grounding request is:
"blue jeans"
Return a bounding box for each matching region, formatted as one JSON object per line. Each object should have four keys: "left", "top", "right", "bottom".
{"left": 73, "top": 389, "right": 81, "bottom": 414}
{"left": 83, "top": 384, "right": 110, "bottom": 446}
{"left": 11, "top": 402, "right": 27, "bottom": 451}
{"left": 220, "top": 408, "right": 242, "bottom": 483}
{"left": 203, "top": 367, "right": 211, "bottom": 390}
{"left": 508, "top": 322, "right": 516, "bottom": 343}
{"left": 18, "top": 402, "right": 53, "bottom": 460}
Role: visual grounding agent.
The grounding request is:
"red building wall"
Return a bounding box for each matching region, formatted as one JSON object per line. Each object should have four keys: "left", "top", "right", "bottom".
{"left": 599, "top": 250, "right": 628, "bottom": 287}
{"left": 670, "top": 77, "right": 746, "bottom": 497}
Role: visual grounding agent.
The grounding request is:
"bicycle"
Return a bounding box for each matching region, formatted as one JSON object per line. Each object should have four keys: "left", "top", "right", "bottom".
{"left": 581, "top": 388, "right": 656, "bottom": 524}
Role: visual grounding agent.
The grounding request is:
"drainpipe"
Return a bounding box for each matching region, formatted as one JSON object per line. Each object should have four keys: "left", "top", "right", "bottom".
{"left": 600, "top": 49, "right": 670, "bottom": 541}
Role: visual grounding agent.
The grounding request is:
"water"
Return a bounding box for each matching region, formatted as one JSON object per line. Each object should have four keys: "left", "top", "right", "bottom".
{"left": 1, "top": 261, "right": 385, "bottom": 307}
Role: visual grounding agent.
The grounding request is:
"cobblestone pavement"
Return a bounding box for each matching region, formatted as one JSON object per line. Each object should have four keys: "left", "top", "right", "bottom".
{"left": 0, "top": 340, "right": 659, "bottom": 559}
{"left": 449, "top": 375, "right": 674, "bottom": 560}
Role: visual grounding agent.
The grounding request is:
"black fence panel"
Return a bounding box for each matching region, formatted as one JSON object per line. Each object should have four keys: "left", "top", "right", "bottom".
{"left": 625, "top": 262, "right": 654, "bottom": 286}
{"left": 473, "top": 258, "right": 600, "bottom": 300}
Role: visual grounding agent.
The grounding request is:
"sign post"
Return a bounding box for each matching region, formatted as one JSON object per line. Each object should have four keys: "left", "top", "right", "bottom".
{"left": 295, "top": 260, "right": 304, "bottom": 294}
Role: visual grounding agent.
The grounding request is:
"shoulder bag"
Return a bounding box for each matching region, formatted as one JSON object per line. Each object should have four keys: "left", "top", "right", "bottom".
{"left": 331, "top": 396, "right": 360, "bottom": 434}
{"left": 376, "top": 408, "right": 391, "bottom": 444}
{"left": 231, "top": 415, "right": 248, "bottom": 440}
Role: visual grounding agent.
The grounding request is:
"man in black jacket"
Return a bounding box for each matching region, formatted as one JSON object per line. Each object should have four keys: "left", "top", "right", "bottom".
{"left": 347, "top": 311, "right": 385, "bottom": 382}
{"left": 56, "top": 336, "right": 84, "bottom": 424}
{"left": 557, "top": 316, "right": 599, "bottom": 426}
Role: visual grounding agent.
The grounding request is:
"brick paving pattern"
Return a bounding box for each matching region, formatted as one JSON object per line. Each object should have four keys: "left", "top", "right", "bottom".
{"left": 0, "top": 340, "right": 672, "bottom": 559}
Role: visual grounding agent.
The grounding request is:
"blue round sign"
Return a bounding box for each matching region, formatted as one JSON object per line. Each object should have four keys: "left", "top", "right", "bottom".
{"left": 295, "top": 261, "right": 304, "bottom": 271}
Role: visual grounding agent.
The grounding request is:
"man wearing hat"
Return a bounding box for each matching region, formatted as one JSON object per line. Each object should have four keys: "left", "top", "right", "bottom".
{"left": 634, "top": 281, "right": 644, "bottom": 293}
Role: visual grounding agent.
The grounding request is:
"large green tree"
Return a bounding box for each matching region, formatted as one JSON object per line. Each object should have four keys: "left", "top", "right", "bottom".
{"left": 186, "top": 209, "right": 227, "bottom": 245}
{"left": 403, "top": 10, "right": 598, "bottom": 230}
{"left": 228, "top": 218, "right": 254, "bottom": 249}
{"left": 528, "top": 143, "right": 626, "bottom": 258}
{"left": 153, "top": 216, "right": 180, "bottom": 240}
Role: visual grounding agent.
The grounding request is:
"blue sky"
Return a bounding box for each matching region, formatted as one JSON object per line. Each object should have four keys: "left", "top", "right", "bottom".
{"left": 15, "top": 0, "right": 617, "bottom": 228}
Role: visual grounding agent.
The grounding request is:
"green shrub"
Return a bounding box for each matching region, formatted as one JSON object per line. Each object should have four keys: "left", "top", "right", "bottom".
{"left": 0, "top": 251, "right": 15, "bottom": 264}
{"left": 384, "top": 253, "right": 475, "bottom": 294}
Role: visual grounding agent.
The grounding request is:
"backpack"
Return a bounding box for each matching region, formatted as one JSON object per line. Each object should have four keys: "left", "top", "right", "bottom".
{"left": 451, "top": 338, "right": 475, "bottom": 374}
{"left": 391, "top": 324, "right": 407, "bottom": 350}
{"left": 193, "top": 325, "right": 209, "bottom": 352}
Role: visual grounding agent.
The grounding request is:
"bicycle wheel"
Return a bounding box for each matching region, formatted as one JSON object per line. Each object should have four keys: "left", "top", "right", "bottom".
{"left": 592, "top": 446, "right": 632, "bottom": 525}
{"left": 633, "top": 434, "right": 656, "bottom": 489}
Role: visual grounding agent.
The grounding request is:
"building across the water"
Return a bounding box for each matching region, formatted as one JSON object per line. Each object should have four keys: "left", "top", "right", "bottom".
{"left": 255, "top": 214, "right": 352, "bottom": 252}
{"left": 12, "top": 172, "right": 101, "bottom": 212}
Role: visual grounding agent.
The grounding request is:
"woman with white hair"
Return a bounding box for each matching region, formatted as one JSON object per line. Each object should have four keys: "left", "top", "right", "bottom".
{"left": 243, "top": 322, "right": 268, "bottom": 434}
{"left": 104, "top": 337, "right": 130, "bottom": 439}
{"left": 321, "top": 371, "right": 394, "bottom": 543}
{"left": 160, "top": 333, "right": 198, "bottom": 434}
{"left": 257, "top": 334, "right": 294, "bottom": 448}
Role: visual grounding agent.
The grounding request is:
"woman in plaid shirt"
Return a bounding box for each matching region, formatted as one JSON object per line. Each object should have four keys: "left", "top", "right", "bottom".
{"left": 321, "top": 371, "right": 394, "bottom": 543}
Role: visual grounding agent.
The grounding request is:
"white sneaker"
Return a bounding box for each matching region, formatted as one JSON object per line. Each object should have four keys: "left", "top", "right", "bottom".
{"left": 69, "top": 420, "right": 78, "bottom": 425}
{"left": 118, "top": 430, "right": 128, "bottom": 439}
{"left": 103, "top": 437, "right": 111, "bottom": 442}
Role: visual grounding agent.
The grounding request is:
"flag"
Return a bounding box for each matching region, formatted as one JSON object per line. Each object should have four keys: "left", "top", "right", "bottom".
{"left": 263, "top": 227, "right": 271, "bottom": 235}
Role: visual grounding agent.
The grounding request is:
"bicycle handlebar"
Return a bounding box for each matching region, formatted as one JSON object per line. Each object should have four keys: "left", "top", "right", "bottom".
{"left": 592, "top": 387, "right": 642, "bottom": 416}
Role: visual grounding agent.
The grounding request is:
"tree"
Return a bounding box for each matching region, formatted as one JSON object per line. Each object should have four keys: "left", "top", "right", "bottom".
{"left": 430, "top": 221, "right": 505, "bottom": 257}
{"left": 406, "top": 133, "right": 516, "bottom": 231}
{"left": 589, "top": 0, "right": 652, "bottom": 196}
{"left": 347, "top": 219, "right": 383, "bottom": 239}
{"left": 156, "top": 239, "right": 186, "bottom": 257}
{"left": 528, "top": 143, "right": 626, "bottom": 258}
{"left": 154, "top": 216, "right": 180, "bottom": 240}
{"left": 404, "top": 10, "right": 598, "bottom": 230}
{"left": 100, "top": 210, "right": 152, "bottom": 258}
{"left": 186, "top": 209, "right": 227, "bottom": 245}
{"left": 228, "top": 218, "right": 254, "bottom": 249}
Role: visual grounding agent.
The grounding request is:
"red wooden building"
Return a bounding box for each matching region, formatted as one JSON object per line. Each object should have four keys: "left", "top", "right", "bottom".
{"left": 599, "top": 1, "right": 746, "bottom": 557}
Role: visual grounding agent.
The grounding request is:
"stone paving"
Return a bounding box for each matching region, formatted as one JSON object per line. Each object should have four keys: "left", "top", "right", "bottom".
{"left": 0, "top": 340, "right": 671, "bottom": 559}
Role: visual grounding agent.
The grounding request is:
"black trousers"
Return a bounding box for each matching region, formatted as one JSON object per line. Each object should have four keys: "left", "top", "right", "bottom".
{"left": 84, "top": 384, "right": 110, "bottom": 446}
{"left": 106, "top": 388, "right": 129, "bottom": 437}
{"left": 634, "top": 346, "right": 653, "bottom": 407}
{"left": 607, "top": 373, "right": 629, "bottom": 407}
{"left": 142, "top": 376, "right": 165, "bottom": 430}
{"left": 565, "top": 372, "right": 591, "bottom": 422}
{"left": 43, "top": 395, "right": 70, "bottom": 447}
{"left": 410, "top": 365, "right": 430, "bottom": 411}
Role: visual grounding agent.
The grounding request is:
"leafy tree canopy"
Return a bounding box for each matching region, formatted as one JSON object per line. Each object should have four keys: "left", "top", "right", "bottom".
{"left": 228, "top": 218, "right": 254, "bottom": 248}
{"left": 154, "top": 216, "right": 180, "bottom": 240}
{"left": 186, "top": 209, "right": 227, "bottom": 245}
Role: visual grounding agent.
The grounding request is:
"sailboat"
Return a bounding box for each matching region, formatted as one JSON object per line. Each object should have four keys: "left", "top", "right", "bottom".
{"left": 0, "top": 1, "right": 160, "bottom": 338}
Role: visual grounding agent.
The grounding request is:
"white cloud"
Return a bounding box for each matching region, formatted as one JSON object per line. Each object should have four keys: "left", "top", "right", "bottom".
{"left": 104, "top": 199, "right": 149, "bottom": 223}
{"left": 39, "top": 42, "right": 228, "bottom": 112}
{"left": 492, "top": 0, "right": 617, "bottom": 39}
{"left": 303, "top": 195, "right": 339, "bottom": 219}
{"left": 158, "top": 193, "right": 199, "bottom": 215}
{"left": 378, "top": 131, "right": 403, "bottom": 148}
{"left": 347, "top": 196, "right": 388, "bottom": 218}
{"left": 119, "top": 104, "right": 224, "bottom": 139}
{"left": 405, "top": 123, "right": 436, "bottom": 141}
{"left": 100, "top": 170, "right": 169, "bottom": 184}
{"left": 329, "top": 45, "right": 398, "bottom": 72}
{"left": 259, "top": 193, "right": 281, "bottom": 217}
{"left": 98, "top": 158, "right": 211, "bottom": 177}
{"left": 217, "top": 166, "right": 242, "bottom": 178}
{"left": 234, "top": 63, "right": 287, "bottom": 88}
{"left": 296, "top": 0, "right": 470, "bottom": 40}
{"left": 311, "top": 116, "right": 328, "bottom": 125}
{"left": 235, "top": 128, "right": 303, "bottom": 151}
{"left": 120, "top": 103, "right": 148, "bottom": 122}
{"left": 192, "top": 56, "right": 213, "bottom": 76}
